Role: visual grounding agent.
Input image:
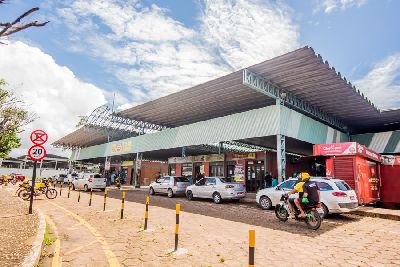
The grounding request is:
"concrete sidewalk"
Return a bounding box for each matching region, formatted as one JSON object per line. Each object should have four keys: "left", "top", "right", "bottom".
{"left": 351, "top": 206, "right": 400, "bottom": 221}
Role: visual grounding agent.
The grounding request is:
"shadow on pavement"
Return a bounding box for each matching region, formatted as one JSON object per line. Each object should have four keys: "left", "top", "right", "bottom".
{"left": 84, "top": 188, "right": 361, "bottom": 237}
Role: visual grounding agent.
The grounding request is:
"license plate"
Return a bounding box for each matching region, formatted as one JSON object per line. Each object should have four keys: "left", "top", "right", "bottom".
{"left": 350, "top": 196, "right": 355, "bottom": 200}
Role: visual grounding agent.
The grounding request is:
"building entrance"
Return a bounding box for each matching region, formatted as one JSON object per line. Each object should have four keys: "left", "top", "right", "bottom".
{"left": 246, "top": 161, "right": 265, "bottom": 192}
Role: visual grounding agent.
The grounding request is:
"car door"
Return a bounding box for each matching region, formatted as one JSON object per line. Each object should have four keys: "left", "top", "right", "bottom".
{"left": 153, "top": 178, "right": 163, "bottom": 193}
{"left": 193, "top": 178, "right": 206, "bottom": 197}
{"left": 204, "top": 178, "right": 217, "bottom": 198}
{"left": 271, "top": 179, "right": 297, "bottom": 204}
{"left": 161, "top": 177, "right": 171, "bottom": 193}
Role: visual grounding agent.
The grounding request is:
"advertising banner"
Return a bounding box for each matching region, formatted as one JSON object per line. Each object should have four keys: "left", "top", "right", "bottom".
{"left": 111, "top": 141, "right": 132, "bottom": 154}
{"left": 382, "top": 155, "right": 400, "bottom": 166}
{"left": 313, "top": 142, "right": 382, "bottom": 162}
{"left": 233, "top": 164, "right": 245, "bottom": 183}
{"left": 168, "top": 156, "right": 193, "bottom": 164}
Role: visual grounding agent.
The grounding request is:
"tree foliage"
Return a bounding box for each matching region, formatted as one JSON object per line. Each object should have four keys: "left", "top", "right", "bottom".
{"left": 0, "top": 79, "right": 35, "bottom": 158}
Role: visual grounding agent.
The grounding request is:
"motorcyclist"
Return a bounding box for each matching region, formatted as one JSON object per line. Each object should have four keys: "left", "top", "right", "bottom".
{"left": 301, "top": 174, "right": 321, "bottom": 211}
{"left": 286, "top": 172, "right": 310, "bottom": 218}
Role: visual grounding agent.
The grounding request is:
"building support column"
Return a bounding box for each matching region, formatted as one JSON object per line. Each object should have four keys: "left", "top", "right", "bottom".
{"left": 181, "top": 147, "right": 186, "bottom": 157}
{"left": 134, "top": 152, "right": 142, "bottom": 188}
{"left": 276, "top": 96, "right": 286, "bottom": 183}
{"left": 277, "top": 134, "right": 286, "bottom": 183}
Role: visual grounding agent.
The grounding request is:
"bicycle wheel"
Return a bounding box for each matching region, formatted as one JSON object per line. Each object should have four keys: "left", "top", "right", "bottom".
{"left": 19, "top": 189, "right": 31, "bottom": 201}
{"left": 46, "top": 188, "right": 58, "bottom": 199}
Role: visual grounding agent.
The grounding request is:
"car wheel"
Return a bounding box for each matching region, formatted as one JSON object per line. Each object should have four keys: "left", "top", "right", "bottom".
{"left": 84, "top": 184, "right": 89, "bottom": 192}
{"left": 321, "top": 203, "right": 329, "bottom": 218}
{"left": 167, "top": 188, "right": 173, "bottom": 198}
{"left": 259, "top": 196, "right": 272, "bottom": 210}
{"left": 186, "top": 190, "right": 193, "bottom": 200}
{"left": 213, "top": 192, "right": 222, "bottom": 204}
{"left": 149, "top": 187, "right": 155, "bottom": 195}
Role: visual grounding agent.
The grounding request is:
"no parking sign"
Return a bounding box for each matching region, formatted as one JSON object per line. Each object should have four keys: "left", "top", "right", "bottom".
{"left": 27, "top": 129, "right": 48, "bottom": 214}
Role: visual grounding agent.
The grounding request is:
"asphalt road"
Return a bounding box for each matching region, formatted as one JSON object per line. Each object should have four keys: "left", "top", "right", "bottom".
{"left": 89, "top": 188, "right": 361, "bottom": 236}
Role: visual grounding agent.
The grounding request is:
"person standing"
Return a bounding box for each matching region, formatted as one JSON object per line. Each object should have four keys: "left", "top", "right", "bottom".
{"left": 264, "top": 172, "right": 272, "bottom": 188}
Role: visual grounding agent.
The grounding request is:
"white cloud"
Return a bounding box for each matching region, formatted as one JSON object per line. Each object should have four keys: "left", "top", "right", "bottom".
{"left": 319, "top": 0, "right": 367, "bottom": 13}
{"left": 56, "top": 0, "right": 300, "bottom": 104}
{"left": 0, "top": 41, "right": 107, "bottom": 157}
{"left": 354, "top": 53, "right": 400, "bottom": 109}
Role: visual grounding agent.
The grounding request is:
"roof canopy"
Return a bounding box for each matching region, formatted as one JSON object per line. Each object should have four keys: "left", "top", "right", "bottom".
{"left": 54, "top": 46, "right": 399, "bottom": 149}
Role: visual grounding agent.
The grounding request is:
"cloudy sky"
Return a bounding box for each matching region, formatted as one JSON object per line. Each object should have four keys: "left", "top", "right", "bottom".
{"left": 0, "top": 0, "right": 399, "bottom": 157}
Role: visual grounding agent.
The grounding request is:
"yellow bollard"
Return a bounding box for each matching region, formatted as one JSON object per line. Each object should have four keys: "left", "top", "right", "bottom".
{"left": 249, "top": 229, "right": 255, "bottom": 267}
{"left": 120, "top": 191, "right": 126, "bottom": 219}
{"left": 174, "top": 203, "right": 180, "bottom": 251}
{"left": 144, "top": 195, "right": 150, "bottom": 230}
{"left": 67, "top": 183, "right": 71, "bottom": 198}
{"left": 89, "top": 188, "right": 93, "bottom": 206}
{"left": 103, "top": 188, "right": 108, "bottom": 211}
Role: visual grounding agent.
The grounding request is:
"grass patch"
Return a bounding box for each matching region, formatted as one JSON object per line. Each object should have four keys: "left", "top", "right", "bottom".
{"left": 43, "top": 223, "right": 56, "bottom": 246}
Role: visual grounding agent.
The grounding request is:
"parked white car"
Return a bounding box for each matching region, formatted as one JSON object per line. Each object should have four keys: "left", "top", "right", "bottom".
{"left": 72, "top": 173, "right": 106, "bottom": 191}
{"left": 65, "top": 173, "right": 78, "bottom": 184}
{"left": 149, "top": 176, "right": 190, "bottom": 197}
{"left": 186, "top": 177, "right": 246, "bottom": 204}
{"left": 256, "top": 177, "right": 358, "bottom": 217}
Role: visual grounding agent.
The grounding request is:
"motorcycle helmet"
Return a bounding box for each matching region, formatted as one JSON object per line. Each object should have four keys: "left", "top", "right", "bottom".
{"left": 300, "top": 172, "right": 311, "bottom": 182}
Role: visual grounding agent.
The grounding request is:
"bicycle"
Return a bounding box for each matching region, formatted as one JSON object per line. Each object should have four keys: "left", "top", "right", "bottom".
{"left": 18, "top": 179, "right": 58, "bottom": 200}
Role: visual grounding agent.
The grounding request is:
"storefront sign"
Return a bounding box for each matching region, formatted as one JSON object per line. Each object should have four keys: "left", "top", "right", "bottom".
{"left": 230, "top": 153, "right": 256, "bottom": 160}
{"left": 382, "top": 155, "right": 400, "bottom": 166}
{"left": 111, "top": 141, "right": 132, "bottom": 154}
{"left": 313, "top": 142, "right": 382, "bottom": 162}
{"left": 192, "top": 154, "right": 224, "bottom": 162}
{"left": 168, "top": 156, "right": 193, "bottom": 164}
{"left": 121, "top": 161, "right": 133, "bottom": 167}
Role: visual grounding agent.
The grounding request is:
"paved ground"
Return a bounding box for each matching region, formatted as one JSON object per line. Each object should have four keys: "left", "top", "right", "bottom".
{"left": 29, "top": 187, "right": 400, "bottom": 266}
{"left": 0, "top": 187, "right": 39, "bottom": 267}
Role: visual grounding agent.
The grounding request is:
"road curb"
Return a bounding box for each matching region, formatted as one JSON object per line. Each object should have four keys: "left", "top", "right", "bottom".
{"left": 351, "top": 210, "right": 400, "bottom": 221}
{"left": 21, "top": 210, "right": 46, "bottom": 267}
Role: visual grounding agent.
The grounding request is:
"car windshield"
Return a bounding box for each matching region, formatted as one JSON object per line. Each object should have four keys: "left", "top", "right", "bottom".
{"left": 174, "top": 177, "right": 189, "bottom": 182}
{"left": 72, "top": 174, "right": 78, "bottom": 177}
{"left": 94, "top": 174, "right": 102, "bottom": 178}
{"left": 219, "top": 177, "right": 233, "bottom": 183}
{"left": 335, "top": 181, "right": 352, "bottom": 191}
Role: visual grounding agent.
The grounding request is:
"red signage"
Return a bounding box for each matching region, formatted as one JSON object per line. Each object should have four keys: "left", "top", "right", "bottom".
{"left": 313, "top": 142, "right": 382, "bottom": 162}
{"left": 30, "top": 130, "right": 48, "bottom": 145}
{"left": 28, "top": 145, "right": 47, "bottom": 161}
{"left": 382, "top": 156, "right": 400, "bottom": 166}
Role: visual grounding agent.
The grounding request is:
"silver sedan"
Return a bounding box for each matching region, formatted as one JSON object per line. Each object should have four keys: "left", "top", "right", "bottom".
{"left": 186, "top": 177, "right": 246, "bottom": 204}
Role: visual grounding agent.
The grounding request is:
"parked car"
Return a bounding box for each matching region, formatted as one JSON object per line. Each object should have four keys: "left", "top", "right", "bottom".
{"left": 186, "top": 177, "right": 246, "bottom": 204}
{"left": 65, "top": 173, "right": 77, "bottom": 184}
{"left": 72, "top": 173, "right": 106, "bottom": 191}
{"left": 149, "top": 176, "right": 190, "bottom": 197}
{"left": 11, "top": 173, "right": 25, "bottom": 182}
{"left": 256, "top": 177, "right": 358, "bottom": 217}
{"left": 57, "top": 174, "right": 67, "bottom": 183}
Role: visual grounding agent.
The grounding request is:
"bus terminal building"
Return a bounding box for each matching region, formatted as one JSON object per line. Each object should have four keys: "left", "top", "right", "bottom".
{"left": 54, "top": 47, "right": 400, "bottom": 192}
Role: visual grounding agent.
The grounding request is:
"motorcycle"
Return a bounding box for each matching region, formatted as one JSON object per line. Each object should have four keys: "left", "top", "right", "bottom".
{"left": 275, "top": 194, "right": 322, "bottom": 230}
{"left": 18, "top": 178, "right": 58, "bottom": 200}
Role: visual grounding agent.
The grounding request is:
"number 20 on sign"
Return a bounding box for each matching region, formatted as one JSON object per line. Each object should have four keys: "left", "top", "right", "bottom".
{"left": 28, "top": 144, "right": 47, "bottom": 161}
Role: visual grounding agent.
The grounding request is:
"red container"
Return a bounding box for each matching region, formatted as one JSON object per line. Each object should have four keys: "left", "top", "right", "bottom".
{"left": 314, "top": 142, "right": 381, "bottom": 204}
{"left": 380, "top": 157, "right": 400, "bottom": 205}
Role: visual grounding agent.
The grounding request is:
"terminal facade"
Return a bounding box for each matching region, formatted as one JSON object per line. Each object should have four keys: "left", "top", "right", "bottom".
{"left": 54, "top": 47, "right": 400, "bottom": 192}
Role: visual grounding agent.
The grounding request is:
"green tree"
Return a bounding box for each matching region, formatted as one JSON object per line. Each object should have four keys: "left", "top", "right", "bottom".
{"left": 0, "top": 79, "right": 35, "bottom": 158}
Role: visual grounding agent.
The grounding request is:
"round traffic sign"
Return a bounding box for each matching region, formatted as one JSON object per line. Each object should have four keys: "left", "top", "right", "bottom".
{"left": 28, "top": 145, "right": 47, "bottom": 161}
{"left": 30, "top": 129, "right": 48, "bottom": 145}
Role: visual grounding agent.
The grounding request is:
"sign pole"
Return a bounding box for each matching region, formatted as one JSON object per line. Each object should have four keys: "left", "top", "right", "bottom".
{"left": 28, "top": 161, "right": 37, "bottom": 214}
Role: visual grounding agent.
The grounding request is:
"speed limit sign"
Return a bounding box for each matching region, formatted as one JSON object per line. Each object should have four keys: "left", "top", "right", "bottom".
{"left": 28, "top": 144, "right": 47, "bottom": 161}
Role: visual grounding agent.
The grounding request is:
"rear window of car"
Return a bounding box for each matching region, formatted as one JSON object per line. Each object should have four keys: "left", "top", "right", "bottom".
{"left": 335, "top": 181, "right": 352, "bottom": 191}
{"left": 219, "top": 177, "right": 233, "bottom": 183}
{"left": 316, "top": 182, "right": 333, "bottom": 191}
{"left": 94, "top": 174, "right": 102, "bottom": 178}
{"left": 60, "top": 174, "right": 67, "bottom": 178}
{"left": 174, "top": 177, "right": 189, "bottom": 182}
{"left": 72, "top": 173, "right": 78, "bottom": 177}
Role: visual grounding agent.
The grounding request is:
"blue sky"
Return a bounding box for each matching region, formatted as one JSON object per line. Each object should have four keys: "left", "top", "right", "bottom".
{"left": 0, "top": 0, "right": 399, "bottom": 155}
